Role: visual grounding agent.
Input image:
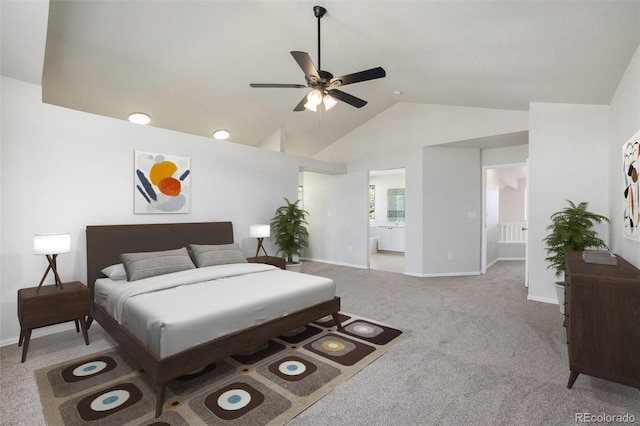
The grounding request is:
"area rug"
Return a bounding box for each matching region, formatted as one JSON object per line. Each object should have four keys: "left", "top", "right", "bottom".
{"left": 35, "top": 312, "right": 409, "bottom": 425}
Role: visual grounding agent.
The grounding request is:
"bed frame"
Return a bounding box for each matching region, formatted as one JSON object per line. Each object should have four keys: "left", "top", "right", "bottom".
{"left": 85, "top": 222, "right": 341, "bottom": 417}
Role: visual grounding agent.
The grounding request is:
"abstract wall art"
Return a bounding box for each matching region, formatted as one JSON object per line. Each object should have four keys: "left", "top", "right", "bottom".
{"left": 134, "top": 151, "right": 190, "bottom": 214}
{"left": 622, "top": 130, "right": 639, "bottom": 241}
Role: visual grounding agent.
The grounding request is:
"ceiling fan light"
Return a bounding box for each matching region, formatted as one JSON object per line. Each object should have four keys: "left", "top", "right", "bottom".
{"left": 323, "top": 95, "right": 337, "bottom": 111}
{"left": 306, "top": 90, "right": 323, "bottom": 106}
{"left": 304, "top": 101, "right": 318, "bottom": 112}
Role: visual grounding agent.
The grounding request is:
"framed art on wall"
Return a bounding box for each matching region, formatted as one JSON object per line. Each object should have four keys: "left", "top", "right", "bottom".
{"left": 134, "top": 151, "right": 191, "bottom": 214}
{"left": 622, "top": 130, "right": 639, "bottom": 241}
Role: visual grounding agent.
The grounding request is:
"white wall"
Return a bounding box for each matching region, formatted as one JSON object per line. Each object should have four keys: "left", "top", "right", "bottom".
{"left": 313, "top": 103, "right": 529, "bottom": 276}
{"left": 609, "top": 45, "right": 640, "bottom": 267}
{"left": 528, "top": 102, "right": 610, "bottom": 304}
{"left": 423, "top": 147, "right": 482, "bottom": 275}
{"left": 482, "top": 144, "right": 528, "bottom": 167}
{"left": 0, "top": 76, "right": 342, "bottom": 344}
{"left": 303, "top": 170, "right": 368, "bottom": 268}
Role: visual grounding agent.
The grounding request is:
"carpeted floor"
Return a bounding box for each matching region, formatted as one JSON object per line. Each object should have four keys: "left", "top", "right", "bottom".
{"left": 2, "top": 260, "right": 639, "bottom": 425}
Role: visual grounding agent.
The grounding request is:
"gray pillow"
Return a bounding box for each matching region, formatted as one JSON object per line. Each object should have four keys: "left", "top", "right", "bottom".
{"left": 189, "top": 243, "right": 248, "bottom": 267}
{"left": 120, "top": 247, "right": 196, "bottom": 281}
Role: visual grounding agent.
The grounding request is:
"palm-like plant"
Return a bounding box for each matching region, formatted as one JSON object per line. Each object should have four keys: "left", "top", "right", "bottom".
{"left": 543, "top": 200, "right": 610, "bottom": 277}
{"left": 270, "top": 198, "right": 309, "bottom": 263}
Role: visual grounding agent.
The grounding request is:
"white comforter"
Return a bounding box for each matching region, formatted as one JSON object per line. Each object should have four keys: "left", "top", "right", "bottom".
{"left": 98, "top": 263, "right": 335, "bottom": 357}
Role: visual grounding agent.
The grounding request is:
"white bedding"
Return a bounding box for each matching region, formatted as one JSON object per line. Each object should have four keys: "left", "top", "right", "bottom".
{"left": 94, "top": 263, "right": 335, "bottom": 357}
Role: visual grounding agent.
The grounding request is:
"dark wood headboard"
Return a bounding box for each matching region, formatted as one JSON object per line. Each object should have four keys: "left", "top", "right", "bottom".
{"left": 86, "top": 222, "right": 234, "bottom": 296}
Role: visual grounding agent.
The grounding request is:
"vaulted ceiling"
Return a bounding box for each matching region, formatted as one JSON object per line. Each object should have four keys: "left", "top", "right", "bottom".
{"left": 2, "top": 1, "right": 639, "bottom": 157}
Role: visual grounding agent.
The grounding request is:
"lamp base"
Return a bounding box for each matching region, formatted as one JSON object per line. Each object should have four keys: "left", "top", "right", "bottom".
{"left": 37, "top": 254, "right": 64, "bottom": 289}
{"left": 255, "top": 238, "right": 269, "bottom": 258}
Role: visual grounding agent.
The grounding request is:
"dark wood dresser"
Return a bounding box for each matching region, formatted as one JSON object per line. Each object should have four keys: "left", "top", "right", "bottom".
{"left": 564, "top": 251, "right": 640, "bottom": 389}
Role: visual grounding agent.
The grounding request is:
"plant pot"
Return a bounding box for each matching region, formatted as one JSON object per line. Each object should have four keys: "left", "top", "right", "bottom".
{"left": 554, "top": 282, "right": 565, "bottom": 314}
{"left": 286, "top": 262, "right": 302, "bottom": 273}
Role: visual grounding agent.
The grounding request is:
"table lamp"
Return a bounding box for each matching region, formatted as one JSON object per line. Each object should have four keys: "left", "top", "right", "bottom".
{"left": 34, "top": 233, "right": 71, "bottom": 288}
{"left": 249, "top": 224, "right": 270, "bottom": 257}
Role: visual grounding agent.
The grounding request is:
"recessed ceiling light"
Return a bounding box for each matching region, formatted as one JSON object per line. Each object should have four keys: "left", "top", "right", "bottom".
{"left": 128, "top": 112, "right": 150, "bottom": 125}
{"left": 213, "top": 129, "right": 230, "bottom": 140}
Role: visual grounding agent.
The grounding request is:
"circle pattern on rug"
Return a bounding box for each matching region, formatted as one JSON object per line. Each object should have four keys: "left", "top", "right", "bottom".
{"left": 279, "top": 360, "right": 306, "bottom": 376}
{"left": 321, "top": 340, "right": 346, "bottom": 352}
{"left": 267, "top": 355, "right": 318, "bottom": 383}
{"left": 62, "top": 356, "right": 118, "bottom": 383}
{"left": 217, "top": 389, "right": 251, "bottom": 411}
{"left": 76, "top": 382, "right": 142, "bottom": 421}
{"left": 89, "top": 389, "right": 130, "bottom": 411}
{"left": 345, "top": 321, "right": 384, "bottom": 338}
{"left": 304, "top": 333, "right": 376, "bottom": 366}
{"left": 311, "top": 336, "right": 354, "bottom": 357}
{"left": 73, "top": 361, "right": 108, "bottom": 377}
{"left": 340, "top": 319, "right": 404, "bottom": 345}
{"left": 204, "top": 382, "right": 265, "bottom": 420}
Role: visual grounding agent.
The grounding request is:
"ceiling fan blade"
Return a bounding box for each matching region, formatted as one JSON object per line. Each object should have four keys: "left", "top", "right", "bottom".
{"left": 293, "top": 95, "right": 308, "bottom": 112}
{"left": 327, "top": 89, "right": 368, "bottom": 108}
{"left": 250, "top": 83, "right": 307, "bottom": 88}
{"left": 290, "top": 51, "right": 321, "bottom": 82}
{"left": 329, "top": 67, "right": 386, "bottom": 87}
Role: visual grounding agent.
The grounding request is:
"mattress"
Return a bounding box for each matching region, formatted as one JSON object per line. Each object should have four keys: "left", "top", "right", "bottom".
{"left": 94, "top": 263, "right": 335, "bottom": 357}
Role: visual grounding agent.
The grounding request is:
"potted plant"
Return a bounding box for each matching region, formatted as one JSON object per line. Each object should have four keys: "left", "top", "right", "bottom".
{"left": 543, "top": 200, "right": 609, "bottom": 313}
{"left": 270, "top": 197, "right": 309, "bottom": 272}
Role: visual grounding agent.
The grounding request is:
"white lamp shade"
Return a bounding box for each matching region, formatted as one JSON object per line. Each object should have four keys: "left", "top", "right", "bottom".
{"left": 249, "top": 224, "right": 271, "bottom": 238}
{"left": 34, "top": 233, "right": 71, "bottom": 255}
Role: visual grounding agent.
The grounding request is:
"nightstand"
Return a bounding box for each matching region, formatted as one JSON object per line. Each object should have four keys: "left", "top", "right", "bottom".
{"left": 17, "top": 281, "right": 90, "bottom": 362}
{"left": 247, "top": 256, "right": 286, "bottom": 270}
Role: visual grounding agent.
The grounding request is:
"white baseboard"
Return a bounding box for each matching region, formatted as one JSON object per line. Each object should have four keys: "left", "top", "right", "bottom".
{"left": 0, "top": 321, "right": 76, "bottom": 348}
{"left": 496, "top": 257, "right": 526, "bottom": 261}
{"left": 527, "top": 294, "right": 559, "bottom": 305}
{"left": 301, "top": 257, "right": 368, "bottom": 270}
{"left": 405, "top": 271, "right": 481, "bottom": 278}
{"left": 1, "top": 321, "right": 107, "bottom": 348}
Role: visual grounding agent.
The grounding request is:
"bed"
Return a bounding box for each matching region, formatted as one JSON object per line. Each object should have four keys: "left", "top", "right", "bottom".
{"left": 85, "top": 222, "right": 341, "bottom": 417}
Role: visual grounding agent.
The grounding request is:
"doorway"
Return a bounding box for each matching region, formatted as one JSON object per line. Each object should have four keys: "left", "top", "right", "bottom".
{"left": 482, "top": 163, "right": 528, "bottom": 280}
{"left": 368, "top": 168, "right": 406, "bottom": 273}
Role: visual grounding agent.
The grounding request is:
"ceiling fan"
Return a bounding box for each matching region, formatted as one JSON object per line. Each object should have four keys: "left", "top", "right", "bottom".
{"left": 250, "top": 5, "right": 386, "bottom": 112}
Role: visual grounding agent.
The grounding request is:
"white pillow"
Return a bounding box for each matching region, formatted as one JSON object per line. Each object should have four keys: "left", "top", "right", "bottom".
{"left": 101, "top": 263, "right": 127, "bottom": 280}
